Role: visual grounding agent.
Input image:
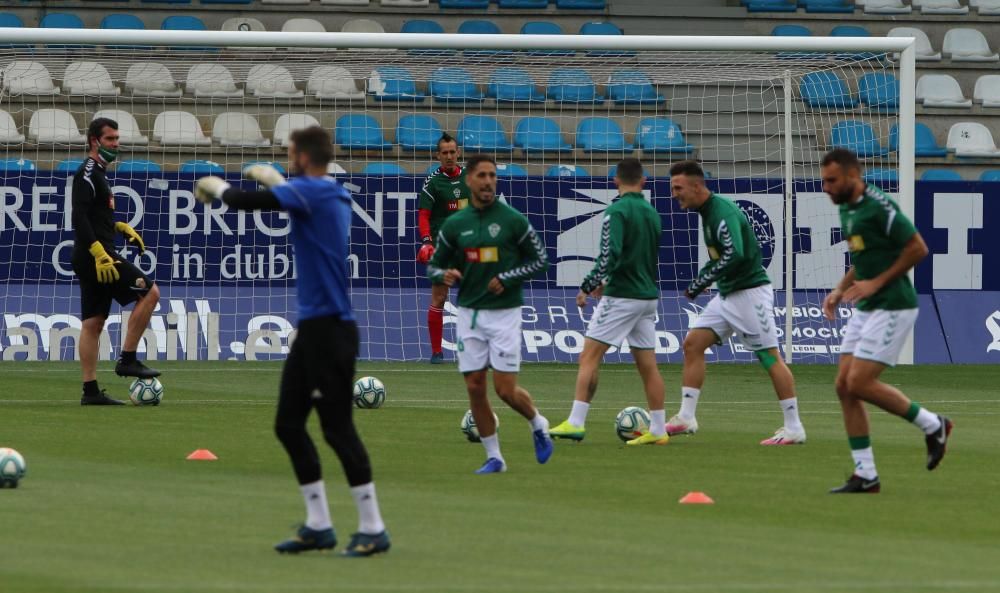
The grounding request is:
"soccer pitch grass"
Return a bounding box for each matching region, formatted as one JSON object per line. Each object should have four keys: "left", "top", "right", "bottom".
{"left": 2, "top": 362, "right": 999, "bottom": 593}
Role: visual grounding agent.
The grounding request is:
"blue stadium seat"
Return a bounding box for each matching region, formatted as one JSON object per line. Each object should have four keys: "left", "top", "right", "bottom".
{"left": 116, "top": 160, "right": 162, "bottom": 174}
{"left": 440, "top": 0, "right": 489, "bottom": 6}
{"left": 369, "top": 66, "right": 425, "bottom": 102}
{"left": 799, "top": 71, "right": 858, "bottom": 108}
{"left": 608, "top": 70, "right": 664, "bottom": 105}
{"left": 515, "top": 117, "right": 572, "bottom": 152}
{"left": 337, "top": 114, "right": 392, "bottom": 150}
{"left": 0, "top": 13, "right": 24, "bottom": 28}
{"left": 101, "top": 14, "right": 145, "bottom": 30}
{"left": 497, "top": 163, "right": 529, "bottom": 177}
{"left": 576, "top": 118, "right": 633, "bottom": 152}
{"left": 487, "top": 68, "right": 545, "bottom": 103}
{"left": 180, "top": 160, "right": 224, "bottom": 175}
{"left": 746, "top": 0, "right": 796, "bottom": 11}
{"left": 803, "top": 0, "right": 854, "bottom": 12}
{"left": 547, "top": 68, "right": 604, "bottom": 104}
{"left": 202, "top": 0, "right": 252, "bottom": 4}
{"left": 363, "top": 162, "right": 407, "bottom": 175}
{"left": 557, "top": 0, "right": 605, "bottom": 7}
{"left": 396, "top": 115, "right": 443, "bottom": 151}
{"left": 520, "top": 21, "right": 573, "bottom": 56}
{"left": 458, "top": 21, "right": 500, "bottom": 35}
{"left": 772, "top": 24, "right": 811, "bottom": 36}
{"left": 40, "top": 13, "right": 84, "bottom": 29}
{"left": 457, "top": 115, "right": 513, "bottom": 151}
{"left": 636, "top": 118, "right": 694, "bottom": 153}
{"left": 546, "top": 165, "right": 588, "bottom": 177}
{"left": 863, "top": 168, "right": 897, "bottom": 188}
{"left": 142, "top": 0, "right": 191, "bottom": 3}
{"left": 830, "top": 25, "right": 870, "bottom": 37}
{"left": 889, "top": 123, "right": 947, "bottom": 157}
{"left": 243, "top": 161, "right": 287, "bottom": 175}
{"left": 0, "top": 158, "right": 35, "bottom": 171}
{"left": 55, "top": 159, "right": 84, "bottom": 173}
{"left": 579, "top": 21, "right": 632, "bottom": 55}
{"left": 980, "top": 170, "right": 1000, "bottom": 182}
{"left": 161, "top": 16, "right": 206, "bottom": 31}
{"left": 430, "top": 67, "right": 483, "bottom": 103}
{"left": 921, "top": 169, "right": 963, "bottom": 181}
{"left": 401, "top": 20, "right": 444, "bottom": 34}
{"left": 859, "top": 73, "right": 899, "bottom": 111}
{"left": 831, "top": 120, "right": 887, "bottom": 157}
{"left": 501, "top": 0, "right": 548, "bottom": 7}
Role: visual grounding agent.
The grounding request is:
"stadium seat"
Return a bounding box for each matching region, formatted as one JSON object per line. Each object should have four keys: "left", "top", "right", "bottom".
{"left": 887, "top": 27, "right": 940, "bottom": 62}
{"left": 980, "top": 170, "right": 1000, "bottom": 181}
{"left": 363, "top": 162, "right": 407, "bottom": 175}
{"left": 576, "top": 118, "right": 633, "bottom": 152}
{"left": 64, "top": 62, "right": 121, "bottom": 97}
{"left": 401, "top": 20, "right": 444, "bottom": 34}
{"left": 263, "top": 0, "right": 309, "bottom": 4}
{"left": 186, "top": 64, "right": 242, "bottom": 98}
{"left": 308, "top": 66, "right": 364, "bottom": 100}
{"left": 439, "top": 0, "right": 490, "bottom": 7}
{"left": 56, "top": 159, "right": 84, "bottom": 173}
{"left": 93, "top": 109, "right": 149, "bottom": 145}
{"left": 458, "top": 20, "right": 508, "bottom": 55}
{"left": 921, "top": 169, "right": 963, "bottom": 181}
{"left": 914, "top": 0, "right": 967, "bottom": 12}
{"left": 322, "top": 0, "right": 369, "bottom": 5}
{"left": 608, "top": 70, "right": 665, "bottom": 105}
{"left": 382, "top": 0, "right": 430, "bottom": 6}
{"left": 557, "top": 0, "right": 605, "bottom": 6}
{"left": 243, "top": 161, "right": 288, "bottom": 175}
{"left": 162, "top": 15, "right": 206, "bottom": 31}
{"left": 141, "top": 0, "right": 190, "bottom": 3}
{"left": 515, "top": 117, "right": 572, "bottom": 152}
{"left": 863, "top": 168, "right": 897, "bottom": 188}
{"left": 457, "top": 115, "right": 513, "bottom": 151}
{"left": 101, "top": 14, "right": 145, "bottom": 31}
{"left": 520, "top": 21, "right": 573, "bottom": 56}
{"left": 487, "top": 68, "right": 545, "bottom": 103}
{"left": 180, "top": 160, "right": 225, "bottom": 174}
{"left": 282, "top": 19, "right": 325, "bottom": 33}
{"left": 864, "top": 0, "right": 912, "bottom": 13}
{"left": 972, "top": 0, "right": 1000, "bottom": 14}
{"left": 28, "top": 109, "right": 86, "bottom": 145}
{"left": 943, "top": 29, "right": 999, "bottom": 62}
{"left": 222, "top": 17, "right": 266, "bottom": 33}
{"left": 974, "top": 75, "right": 1000, "bottom": 107}
{"left": 547, "top": 68, "right": 604, "bottom": 104}
{"left": 273, "top": 113, "right": 321, "bottom": 147}
{"left": 636, "top": 118, "right": 694, "bottom": 153}
{"left": 546, "top": 165, "right": 588, "bottom": 177}
{"left": 745, "top": 0, "right": 796, "bottom": 11}
{"left": 328, "top": 162, "right": 348, "bottom": 175}
{"left": 342, "top": 19, "right": 386, "bottom": 35}
{"left": 947, "top": 122, "right": 1000, "bottom": 157}
{"left": 40, "top": 13, "right": 84, "bottom": 30}
{"left": 153, "top": 111, "right": 212, "bottom": 146}
{"left": 430, "top": 67, "right": 484, "bottom": 103}
{"left": 202, "top": 0, "right": 252, "bottom": 4}
{"left": 858, "top": 73, "right": 899, "bottom": 111}
{"left": 117, "top": 160, "right": 162, "bottom": 173}
{"left": 799, "top": 71, "right": 858, "bottom": 108}
{"left": 336, "top": 114, "right": 392, "bottom": 150}
{"left": 497, "top": 163, "right": 529, "bottom": 177}
{"left": 889, "top": 123, "right": 947, "bottom": 157}
{"left": 771, "top": 25, "right": 811, "bottom": 37}
{"left": 213, "top": 113, "right": 270, "bottom": 147}
{"left": 126, "top": 63, "right": 182, "bottom": 97}
{"left": 246, "top": 64, "right": 302, "bottom": 99}
{"left": 367, "top": 66, "right": 425, "bottom": 102}
{"left": 803, "top": 0, "right": 855, "bottom": 12}
{"left": 0, "top": 13, "right": 23, "bottom": 29}
{"left": 396, "top": 115, "right": 443, "bottom": 151}
{"left": 0, "top": 110, "right": 25, "bottom": 144}
{"left": 830, "top": 120, "right": 887, "bottom": 157}
{"left": 579, "top": 21, "right": 623, "bottom": 36}
{"left": 0, "top": 158, "right": 36, "bottom": 171}
{"left": 1, "top": 62, "right": 60, "bottom": 96}
{"left": 830, "top": 25, "right": 870, "bottom": 37}
{"left": 501, "top": 0, "right": 549, "bottom": 7}
{"left": 916, "top": 74, "right": 971, "bottom": 108}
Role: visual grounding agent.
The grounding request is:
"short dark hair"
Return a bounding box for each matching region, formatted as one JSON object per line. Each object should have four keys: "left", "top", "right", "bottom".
{"left": 615, "top": 158, "right": 644, "bottom": 185}
{"left": 437, "top": 132, "right": 457, "bottom": 151}
{"left": 87, "top": 117, "right": 118, "bottom": 151}
{"left": 821, "top": 148, "right": 861, "bottom": 172}
{"left": 289, "top": 126, "right": 333, "bottom": 167}
{"left": 669, "top": 160, "right": 705, "bottom": 179}
{"left": 465, "top": 154, "right": 497, "bottom": 173}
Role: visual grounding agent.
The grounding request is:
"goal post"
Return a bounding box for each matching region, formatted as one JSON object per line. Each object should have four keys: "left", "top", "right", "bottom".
{"left": 0, "top": 28, "right": 915, "bottom": 364}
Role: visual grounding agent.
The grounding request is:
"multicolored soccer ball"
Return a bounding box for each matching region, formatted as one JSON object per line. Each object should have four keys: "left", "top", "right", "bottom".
{"left": 128, "top": 378, "right": 164, "bottom": 406}
{"left": 353, "top": 377, "right": 386, "bottom": 409}
{"left": 0, "top": 447, "right": 26, "bottom": 488}
{"left": 615, "top": 406, "right": 651, "bottom": 442}
{"left": 460, "top": 409, "right": 500, "bottom": 443}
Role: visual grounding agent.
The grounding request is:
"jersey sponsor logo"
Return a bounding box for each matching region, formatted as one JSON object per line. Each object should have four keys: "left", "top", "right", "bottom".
{"left": 488, "top": 223, "right": 501, "bottom": 238}
{"left": 447, "top": 199, "right": 468, "bottom": 211}
{"left": 464, "top": 246, "right": 499, "bottom": 263}
{"left": 848, "top": 235, "right": 865, "bottom": 252}
{"left": 461, "top": 230, "right": 474, "bottom": 236}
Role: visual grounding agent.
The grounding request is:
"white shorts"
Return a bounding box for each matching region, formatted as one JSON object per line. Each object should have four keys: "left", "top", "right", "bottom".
{"left": 585, "top": 296, "right": 658, "bottom": 350}
{"left": 840, "top": 308, "right": 918, "bottom": 367}
{"left": 456, "top": 307, "right": 522, "bottom": 374}
{"left": 689, "top": 284, "right": 779, "bottom": 351}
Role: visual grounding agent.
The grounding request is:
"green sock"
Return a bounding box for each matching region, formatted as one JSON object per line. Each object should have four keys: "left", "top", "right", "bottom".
{"left": 848, "top": 435, "right": 871, "bottom": 450}
{"left": 904, "top": 402, "right": 921, "bottom": 422}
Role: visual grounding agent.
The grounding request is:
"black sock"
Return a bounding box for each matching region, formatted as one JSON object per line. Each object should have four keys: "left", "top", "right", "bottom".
{"left": 120, "top": 350, "right": 137, "bottom": 365}
{"left": 83, "top": 380, "right": 100, "bottom": 396}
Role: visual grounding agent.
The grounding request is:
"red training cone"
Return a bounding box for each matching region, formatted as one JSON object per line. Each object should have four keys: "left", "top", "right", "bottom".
{"left": 186, "top": 449, "right": 218, "bottom": 461}
{"left": 679, "top": 491, "right": 714, "bottom": 504}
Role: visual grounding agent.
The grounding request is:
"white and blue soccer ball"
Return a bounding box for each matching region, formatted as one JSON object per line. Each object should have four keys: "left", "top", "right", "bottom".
{"left": 129, "top": 378, "right": 164, "bottom": 406}
{"left": 615, "top": 406, "right": 651, "bottom": 442}
{"left": 0, "top": 447, "right": 26, "bottom": 488}
{"left": 353, "top": 377, "right": 386, "bottom": 409}
{"left": 460, "top": 409, "right": 499, "bottom": 443}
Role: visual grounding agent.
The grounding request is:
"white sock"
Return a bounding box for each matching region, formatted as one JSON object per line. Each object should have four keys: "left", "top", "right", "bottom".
{"left": 679, "top": 387, "right": 700, "bottom": 420}
{"left": 568, "top": 400, "right": 590, "bottom": 427}
{"left": 649, "top": 409, "right": 666, "bottom": 437}
{"left": 349, "top": 482, "right": 386, "bottom": 535}
{"left": 529, "top": 412, "right": 548, "bottom": 433}
{"left": 913, "top": 407, "right": 942, "bottom": 435}
{"left": 779, "top": 397, "right": 804, "bottom": 433}
{"left": 850, "top": 447, "right": 878, "bottom": 480}
{"left": 299, "top": 480, "right": 332, "bottom": 530}
{"left": 481, "top": 433, "right": 503, "bottom": 462}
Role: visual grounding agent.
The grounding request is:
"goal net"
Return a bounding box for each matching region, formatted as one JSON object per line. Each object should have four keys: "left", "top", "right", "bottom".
{"left": 0, "top": 30, "right": 914, "bottom": 364}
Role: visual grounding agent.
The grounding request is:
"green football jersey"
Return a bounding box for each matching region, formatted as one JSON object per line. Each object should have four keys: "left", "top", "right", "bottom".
{"left": 839, "top": 184, "right": 918, "bottom": 311}
{"left": 427, "top": 200, "right": 548, "bottom": 310}
{"left": 689, "top": 194, "right": 771, "bottom": 297}
{"left": 580, "top": 192, "right": 661, "bottom": 300}
{"left": 418, "top": 166, "right": 472, "bottom": 239}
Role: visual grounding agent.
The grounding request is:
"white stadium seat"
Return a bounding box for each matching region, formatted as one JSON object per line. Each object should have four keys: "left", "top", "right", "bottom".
{"left": 274, "top": 113, "right": 321, "bottom": 147}
{"left": 93, "top": 109, "right": 149, "bottom": 145}
{"left": 282, "top": 19, "right": 325, "bottom": 33}
{"left": 29, "top": 109, "right": 86, "bottom": 144}
{"left": 864, "top": 0, "right": 912, "bottom": 13}
{"left": 264, "top": 0, "right": 307, "bottom": 4}
{"left": 307, "top": 66, "right": 364, "bottom": 100}
{"left": 63, "top": 62, "right": 120, "bottom": 97}
{"left": 888, "top": 27, "right": 941, "bottom": 62}
{"left": 186, "top": 64, "right": 243, "bottom": 98}
{"left": 213, "top": 112, "right": 270, "bottom": 147}
{"left": 972, "top": 0, "right": 1000, "bottom": 14}
{"left": 2, "top": 61, "right": 60, "bottom": 96}
{"left": 974, "top": 75, "right": 1000, "bottom": 108}
{"left": 221, "top": 17, "right": 266, "bottom": 33}
{"left": 246, "top": 64, "right": 303, "bottom": 99}
{"left": 341, "top": 19, "right": 385, "bottom": 34}
{"left": 943, "top": 28, "right": 999, "bottom": 62}
{"left": 327, "top": 162, "right": 348, "bottom": 174}
{"left": 382, "top": 0, "right": 430, "bottom": 5}
{"left": 947, "top": 122, "right": 1000, "bottom": 157}
{"left": 916, "top": 74, "right": 972, "bottom": 108}
{"left": 321, "top": 0, "right": 370, "bottom": 5}
{"left": 914, "top": 0, "right": 968, "bottom": 13}
{"left": 126, "top": 63, "right": 182, "bottom": 97}
{"left": 154, "top": 111, "right": 212, "bottom": 146}
{"left": 0, "top": 110, "right": 25, "bottom": 144}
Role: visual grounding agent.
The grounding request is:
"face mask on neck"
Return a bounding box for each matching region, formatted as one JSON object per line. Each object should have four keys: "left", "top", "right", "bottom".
{"left": 97, "top": 146, "right": 118, "bottom": 164}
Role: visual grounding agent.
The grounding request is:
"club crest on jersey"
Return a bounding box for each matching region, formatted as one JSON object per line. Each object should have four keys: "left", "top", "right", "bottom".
{"left": 488, "top": 223, "right": 501, "bottom": 238}
{"left": 464, "top": 247, "right": 499, "bottom": 263}
{"left": 453, "top": 188, "right": 462, "bottom": 199}
{"left": 848, "top": 235, "right": 865, "bottom": 252}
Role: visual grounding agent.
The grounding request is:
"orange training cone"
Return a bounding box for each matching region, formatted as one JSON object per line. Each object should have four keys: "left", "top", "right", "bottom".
{"left": 679, "top": 491, "right": 714, "bottom": 504}
{"left": 186, "top": 449, "right": 218, "bottom": 461}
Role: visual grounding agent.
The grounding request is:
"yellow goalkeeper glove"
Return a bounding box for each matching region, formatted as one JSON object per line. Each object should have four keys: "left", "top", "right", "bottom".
{"left": 115, "top": 221, "right": 145, "bottom": 254}
{"left": 89, "top": 242, "right": 120, "bottom": 284}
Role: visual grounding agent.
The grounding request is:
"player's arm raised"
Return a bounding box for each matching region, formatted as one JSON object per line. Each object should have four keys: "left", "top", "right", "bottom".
{"left": 685, "top": 216, "right": 745, "bottom": 299}
{"left": 493, "top": 223, "right": 548, "bottom": 294}
{"left": 194, "top": 165, "right": 285, "bottom": 211}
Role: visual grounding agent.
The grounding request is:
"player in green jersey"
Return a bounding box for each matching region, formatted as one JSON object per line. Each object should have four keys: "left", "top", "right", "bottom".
{"left": 820, "top": 149, "right": 952, "bottom": 494}
{"left": 668, "top": 160, "right": 806, "bottom": 446}
{"left": 417, "top": 133, "right": 472, "bottom": 364}
{"left": 427, "top": 155, "right": 554, "bottom": 474}
{"left": 548, "top": 159, "right": 668, "bottom": 445}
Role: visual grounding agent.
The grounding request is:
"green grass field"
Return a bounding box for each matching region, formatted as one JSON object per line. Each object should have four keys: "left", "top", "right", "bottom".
{"left": 2, "top": 361, "right": 999, "bottom": 593}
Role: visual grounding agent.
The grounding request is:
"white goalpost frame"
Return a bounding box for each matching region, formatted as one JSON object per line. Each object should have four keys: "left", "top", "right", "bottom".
{"left": 1, "top": 28, "right": 917, "bottom": 364}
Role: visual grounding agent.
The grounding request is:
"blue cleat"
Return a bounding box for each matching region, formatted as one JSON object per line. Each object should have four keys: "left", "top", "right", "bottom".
{"left": 341, "top": 531, "right": 391, "bottom": 557}
{"left": 474, "top": 457, "right": 507, "bottom": 474}
{"left": 274, "top": 525, "right": 337, "bottom": 554}
{"left": 533, "top": 429, "right": 554, "bottom": 464}
{"left": 429, "top": 352, "right": 444, "bottom": 364}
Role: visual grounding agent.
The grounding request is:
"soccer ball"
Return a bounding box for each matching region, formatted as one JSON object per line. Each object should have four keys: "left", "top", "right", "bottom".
{"left": 0, "top": 447, "right": 26, "bottom": 488}
{"left": 129, "top": 378, "right": 164, "bottom": 406}
{"left": 353, "top": 377, "right": 386, "bottom": 409}
{"left": 615, "top": 406, "right": 651, "bottom": 442}
{"left": 460, "top": 409, "right": 499, "bottom": 443}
